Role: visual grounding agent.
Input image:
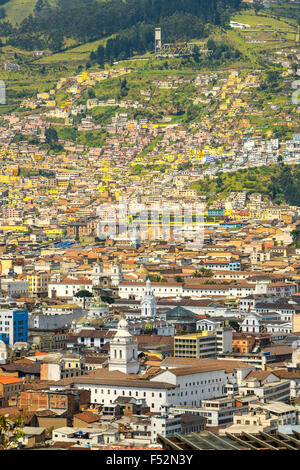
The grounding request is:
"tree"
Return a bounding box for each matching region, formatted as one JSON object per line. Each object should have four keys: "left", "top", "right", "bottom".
{"left": 216, "top": 173, "right": 223, "bottom": 188}
{"left": 207, "top": 38, "right": 217, "bottom": 53}
{"left": 74, "top": 289, "right": 93, "bottom": 308}
{"left": 0, "top": 414, "right": 24, "bottom": 450}
{"left": 291, "top": 227, "right": 300, "bottom": 246}
{"left": 291, "top": 63, "right": 298, "bottom": 75}
{"left": 100, "top": 295, "right": 114, "bottom": 304}
{"left": 45, "top": 127, "right": 58, "bottom": 147}
{"left": 192, "top": 268, "right": 214, "bottom": 278}
{"left": 253, "top": 0, "right": 263, "bottom": 15}
{"left": 228, "top": 320, "right": 240, "bottom": 332}
{"left": 96, "top": 45, "right": 105, "bottom": 68}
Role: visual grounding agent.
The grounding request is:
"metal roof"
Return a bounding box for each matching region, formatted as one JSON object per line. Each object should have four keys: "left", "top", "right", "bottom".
{"left": 157, "top": 430, "right": 300, "bottom": 450}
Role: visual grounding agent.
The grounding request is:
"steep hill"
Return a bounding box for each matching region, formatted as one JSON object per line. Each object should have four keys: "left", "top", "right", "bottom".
{"left": 0, "top": 0, "right": 243, "bottom": 52}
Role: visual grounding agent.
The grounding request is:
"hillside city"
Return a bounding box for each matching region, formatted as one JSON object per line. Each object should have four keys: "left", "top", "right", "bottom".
{"left": 0, "top": 0, "right": 299, "bottom": 453}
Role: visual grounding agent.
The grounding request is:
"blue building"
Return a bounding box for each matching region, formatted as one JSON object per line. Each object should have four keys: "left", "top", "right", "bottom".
{"left": 0, "top": 309, "right": 28, "bottom": 346}
{"left": 208, "top": 208, "right": 224, "bottom": 217}
{"left": 228, "top": 262, "right": 241, "bottom": 271}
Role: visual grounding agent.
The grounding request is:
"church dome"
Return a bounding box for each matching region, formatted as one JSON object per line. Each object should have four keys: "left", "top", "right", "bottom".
{"left": 91, "top": 301, "right": 107, "bottom": 307}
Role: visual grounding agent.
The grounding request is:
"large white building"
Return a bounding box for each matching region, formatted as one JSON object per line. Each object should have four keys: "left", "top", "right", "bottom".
{"left": 150, "top": 361, "right": 252, "bottom": 407}
{"left": 118, "top": 280, "right": 297, "bottom": 300}
{"left": 48, "top": 276, "right": 93, "bottom": 299}
{"left": 50, "top": 372, "right": 177, "bottom": 413}
{"left": 49, "top": 356, "right": 258, "bottom": 412}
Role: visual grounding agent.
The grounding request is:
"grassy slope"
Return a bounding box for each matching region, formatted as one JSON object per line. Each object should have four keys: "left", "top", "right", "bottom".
{"left": 36, "top": 35, "right": 117, "bottom": 65}
{"left": 227, "top": 9, "right": 297, "bottom": 57}
{"left": 3, "top": 0, "right": 108, "bottom": 25}
{"left": 3, "top": 0, "right": 58, "bottom": 24}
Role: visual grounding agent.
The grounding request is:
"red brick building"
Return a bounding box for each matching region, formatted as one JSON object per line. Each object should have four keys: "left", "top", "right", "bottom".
{"left": 18, "top": 388, "right": 90, "bottom": 417}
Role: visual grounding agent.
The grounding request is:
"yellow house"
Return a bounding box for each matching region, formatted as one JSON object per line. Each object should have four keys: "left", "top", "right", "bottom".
{"left": 27, "top": 273, "right": 51, "bottom": 295}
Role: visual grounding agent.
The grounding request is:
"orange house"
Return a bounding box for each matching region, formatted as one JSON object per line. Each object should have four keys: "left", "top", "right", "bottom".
{"left": 0, "top": 377, "right": 24, "bottom": 403}
{"left": 232, "top": 333, "right": 255, "bottom": 354}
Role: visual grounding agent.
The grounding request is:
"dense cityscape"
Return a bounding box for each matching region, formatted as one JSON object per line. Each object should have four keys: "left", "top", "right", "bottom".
{"left": 0, "top": 0, "right": 299, "bottom": 454}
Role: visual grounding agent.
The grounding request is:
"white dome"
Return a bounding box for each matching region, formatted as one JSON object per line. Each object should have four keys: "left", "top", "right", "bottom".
{"left": 0, "top": 340, "right": 7, "bottom": 350}
{"left": 118, "top": 317, "right": 128, "bottom": 328}
{"left": 114, "top": 316, "right": 132, "bottom": 338}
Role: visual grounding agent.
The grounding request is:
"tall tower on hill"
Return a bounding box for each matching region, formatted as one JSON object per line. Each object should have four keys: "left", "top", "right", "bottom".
{"left": 155, "top": 28, "right": 162, "bottom": 56}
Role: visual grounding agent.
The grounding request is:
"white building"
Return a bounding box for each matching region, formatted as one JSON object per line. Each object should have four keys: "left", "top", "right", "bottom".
{"left": 141, "top": 279, "right": 157, "bottom": 318}
{"left": 0, "top": 340, "right": 7, "bottom": 364}
{"left": 48, "top": 277, "right": 93, "bottom": 299}
{"left": 197, "top": 318, "right": 222, "bottom": 332}
{"left": 74, "top": 328, "right": 115, "bottom": 350}
{"left": 238, "top": 370, "right": 290, "bottom": 403}
{"left": 150, "top": 359, "right": 253, "bottom": 407}
{"left": 241, "top": 313, "right": 261, "bottom": 333}
{"left": 108, "top": 317, "right": 140, "bottom": 374}
{"left": 110, "top": 263, "right": 123, "bottom": 287}
{"left": 52, "top": 427, "right": 115, "bottom": 446}
{"left": 250, "top": 402, "right": 298, "bottom": 427}
{"left": 150, "top": 404, "right": 182, "bottom": 443}
{"left": 50, "top": 374, "right": 177, "bottom": 413}
{"left": 119, "top": 280, "right": 296, "bottom": 300}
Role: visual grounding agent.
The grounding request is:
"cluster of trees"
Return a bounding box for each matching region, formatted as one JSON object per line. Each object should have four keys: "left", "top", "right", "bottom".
{"left": 259, "top": 70, "right": 283, "bottom": 95}
{"left": 194, "top": 164, "right": 300, "bottom": 207}
{"left": 148, "top": 274, "right": 168, "bottom": 282}
{"left": 0, "top": 415, "right": 24, "bottom": 450}
{"left": 268, "top": 164, "right": 300, "bottom": 206}
{"left": 90, "top": 13, "right": 242, "bottom": 66}
{"left": 206, "top": 38, "right": 241, "bottom": 61}
{"left": 90, "top": 13, "right": 209, "bottom": 65}
{"left": 0, "top": 0, "right": 9, "bottom": 19}
{"left": 292, "top": 226, "right": 300, "bottom": 247}
{"left": 2, "top": 0, "right": 242, "bottom": 52}
{"left": 45, "top": 127, "right": 64, "bottom": 153}
{"left": 192, "top": 268, "right": 214, "bottom": 278}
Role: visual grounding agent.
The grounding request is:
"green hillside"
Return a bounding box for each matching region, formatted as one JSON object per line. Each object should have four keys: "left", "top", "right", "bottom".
{"left": 2, "top": 0, "right": 107, "bottom": 25}
{"left": 3, "top": 0, "right": 57, "bottom": 24}
{"left": 0, "top": 0, "right": 243, "bottom": 53}
{"left": 191, "top": 164, "right": 300, "bottom": 206}
{"left": 0, "top": 2, "right": 298, "bottom": 117}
